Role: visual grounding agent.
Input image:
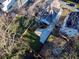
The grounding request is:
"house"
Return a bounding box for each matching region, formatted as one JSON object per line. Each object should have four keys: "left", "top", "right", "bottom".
{"left": 35, "top": 8, "right": 62, "bottom": 44}
{"left": 1, "top": 0, "right": 32, "bottom": 12}
{"left": 1, "top": 0, "right": 16, "bottom": 12}
{"left": 0, "top": 0, "right": 5, "bottom": 3}
{"left": 0, "top": 0, "right": 5, "bottom": 8}
{"left": 60, "top": 12, "right": 79, "bottom": 37}
{"left": 17, "top": 0, "right": 32, "bottom": 8}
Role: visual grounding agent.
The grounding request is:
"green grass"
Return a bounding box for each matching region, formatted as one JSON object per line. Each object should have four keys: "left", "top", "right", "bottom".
{"left": 47, "top": 35, "right": 55, "bottom": 42}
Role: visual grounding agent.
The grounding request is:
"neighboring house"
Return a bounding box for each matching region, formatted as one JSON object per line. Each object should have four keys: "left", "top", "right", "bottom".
{"left": 1, "top": 0, "right": 31, "bottom": 12}
{"left": 17, "top": 0, "right": 32, "bottom": 8}
{"left": 60, "top": 12, "right": 79, "bottom": 37}
{"left": 0, "top": 0, "right": 5, "bottom": 8}
{"left": 0, "top": 0, "right": 5, "bottom": 3}
{"left": 1, "top": 0, "right": 16, "bottom": 12}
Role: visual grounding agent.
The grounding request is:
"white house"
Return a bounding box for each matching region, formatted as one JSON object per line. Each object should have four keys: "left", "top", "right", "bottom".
{"left": 1, "top": 0, "right": 31, "bottom": 12}
{"left": 0, "top": 0, "right": 5, "bottom": 8}
{"left": 1, "top": 0, "right": 16, "bottom": 12}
